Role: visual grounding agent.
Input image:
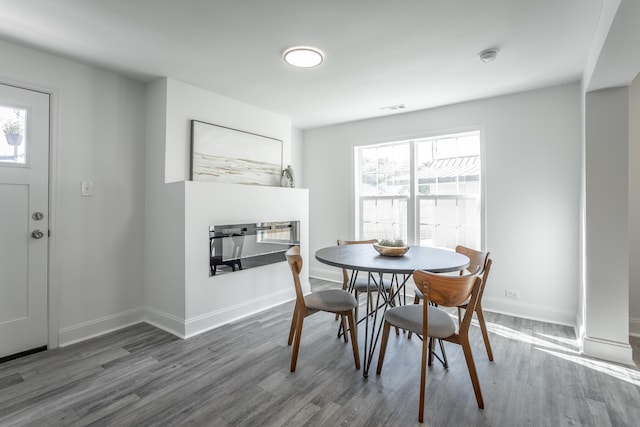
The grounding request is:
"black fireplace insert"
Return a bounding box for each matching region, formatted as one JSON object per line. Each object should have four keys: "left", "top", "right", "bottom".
{"left": 209, "top": 221, "right": 300, "bottom": 276}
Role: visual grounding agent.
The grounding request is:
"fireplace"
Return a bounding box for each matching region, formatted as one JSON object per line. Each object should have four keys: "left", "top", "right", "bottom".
{"left": 209, "top": 221, "right": 300, "bottom": 276}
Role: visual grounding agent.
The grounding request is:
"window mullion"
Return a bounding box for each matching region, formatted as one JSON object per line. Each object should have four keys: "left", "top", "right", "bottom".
{"left": 407, "top": 140, "right": 416, "bottom": 245}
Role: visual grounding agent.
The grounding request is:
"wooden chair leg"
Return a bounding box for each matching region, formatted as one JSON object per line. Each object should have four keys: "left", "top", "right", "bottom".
{"left": 419, "top": 329, "right": 429, "bottom": 423}
{"left": 290, "top": 313, "right": 305, "bottom": 372}
{"left": 458, "top": 306, "right": 463, "bottom": 329}
{"left": 376, "top": 321, "right": 392, "bottom": 375}
{"left": 346, "top": 311, "right": 360, "bottom": 369}
{"left": 288, "top": 306, "right": 299, "bottom": 345}
{"left": 475, "top": 305, "right": 494, "bottom": 361}
{"left": 340, "top": 315, "right": 349, "bottom": 343}
{"left": 461, "top": 335, "right": 484, "bottom": 409}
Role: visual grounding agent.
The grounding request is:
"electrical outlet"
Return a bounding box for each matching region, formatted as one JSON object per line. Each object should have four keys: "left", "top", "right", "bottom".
{"left": 81, "top": 181, "right": 93, "bottom": 197}
{"left": 505, "top": 289, "right": 519, "bottom": 299}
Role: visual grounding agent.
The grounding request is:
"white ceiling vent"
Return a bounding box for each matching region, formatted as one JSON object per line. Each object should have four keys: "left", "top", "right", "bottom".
{"left": 380, "top": 104, "right": 406, "bottom": 111}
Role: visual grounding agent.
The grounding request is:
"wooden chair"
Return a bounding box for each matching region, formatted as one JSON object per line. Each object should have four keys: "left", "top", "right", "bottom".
{"left": 410, "top": 245, "right": 493, "bottom": 361}
{"left": 456, "top": 247, "right": 493, "bottom": 361}
{"left": 337, "top": 239, "right": 397, "bottom": 322}
{"left": 286, "top": 246, "right": 360, "bottom": 372}
{"left": 376, "top": 270, "right": 484, "bottom": 422}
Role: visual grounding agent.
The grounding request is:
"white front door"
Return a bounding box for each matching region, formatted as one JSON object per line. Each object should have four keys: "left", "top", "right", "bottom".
{"left": 0, "top": 83, "right": 49, "bottom": 358}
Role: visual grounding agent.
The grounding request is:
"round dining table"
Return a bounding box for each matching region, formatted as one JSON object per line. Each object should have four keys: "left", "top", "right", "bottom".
{"left": 315, "top": 244, "right": 469, "bottom": 275}
{"left": 315, "top": 244, "right": 470, "bottom": 377}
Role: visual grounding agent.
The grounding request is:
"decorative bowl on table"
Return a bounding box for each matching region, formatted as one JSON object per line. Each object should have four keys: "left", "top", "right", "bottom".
{"left": 373, "top": 240, "right": 410, "bottom": 257}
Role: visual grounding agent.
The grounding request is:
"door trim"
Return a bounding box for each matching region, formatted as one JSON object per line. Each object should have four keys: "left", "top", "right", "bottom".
{"left": 2, "top": 78, "right": 59, "bottom": 350}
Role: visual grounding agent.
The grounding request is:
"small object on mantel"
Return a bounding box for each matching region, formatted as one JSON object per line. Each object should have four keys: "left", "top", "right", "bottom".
{"left": 281, "top": 165, "right": 295, "bottom": 188}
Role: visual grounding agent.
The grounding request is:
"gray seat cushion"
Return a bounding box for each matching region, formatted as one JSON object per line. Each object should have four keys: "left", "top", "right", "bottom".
{"left": 384, "top": 305, "right": 456, "bottom": 338}
{"left": 305, "top": 289, "right": 358, "bottom": 313}
{"left": 352, "top": 274, "right": 393, "bottom": 292}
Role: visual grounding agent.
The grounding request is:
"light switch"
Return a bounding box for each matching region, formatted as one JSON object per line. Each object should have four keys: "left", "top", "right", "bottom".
{"left": 81, "top": 181, "right": 93, "bottom": 197}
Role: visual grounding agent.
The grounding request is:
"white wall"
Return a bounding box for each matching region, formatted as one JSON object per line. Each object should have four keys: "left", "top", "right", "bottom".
{"left": 164, "top": 79, "right": 294, "bottom": 183}
{"left": 628, "top": 74, "right": 640, "bottom": 337}
{"left": 145, "top": 78, "right": 309, "bottom": 338}
{"left": 583, "top": 87, "right": 633, "bottom": 364}
{"left": 291, "top": 127, "right": 304, "bottom": 188}
{"left": 184, "top": 182, "right": 308, "bottom": 337}
{"left": 0, "top": 39, "right": 147, "bottom": 346}
{"left": 144, "top": 79, "right": 186, "bottom": 333}
{"left": 304, "top": 83, "right": 582, "bottom": 325}
{"left": 0, "top": 40, "right": 307, "bottom": 345}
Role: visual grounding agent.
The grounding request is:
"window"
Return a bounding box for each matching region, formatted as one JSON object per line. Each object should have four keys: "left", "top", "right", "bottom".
{"left": 0, "top": 106, "right": 27, "bottom": 165}
{"left": 356, "top": 131, "right": 481, "bottom": 249}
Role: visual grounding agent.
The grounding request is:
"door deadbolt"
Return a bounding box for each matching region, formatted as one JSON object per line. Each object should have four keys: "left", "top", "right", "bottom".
{"left": 31, "top": 230, "right": 45, "bottom": 239}
{"left": 32, "top": 212, "right": 44, "bottom": 221}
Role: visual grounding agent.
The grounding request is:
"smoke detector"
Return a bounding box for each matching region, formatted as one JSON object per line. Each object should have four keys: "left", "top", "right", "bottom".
{"left": 478, "top": 48, "right": 499, "bottom": 63}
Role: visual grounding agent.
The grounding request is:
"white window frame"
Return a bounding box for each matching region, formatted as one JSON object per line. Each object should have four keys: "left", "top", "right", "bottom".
{"left": 355, "top": 130, "right": 484, "bottom": 249}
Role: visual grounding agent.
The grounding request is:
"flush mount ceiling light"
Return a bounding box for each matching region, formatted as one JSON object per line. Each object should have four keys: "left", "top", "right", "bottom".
{"left": 283, "top": 46, "right": 324, "bottom": 68}
{"left": 478, "top": 48, "right": 499, "bottom": 63}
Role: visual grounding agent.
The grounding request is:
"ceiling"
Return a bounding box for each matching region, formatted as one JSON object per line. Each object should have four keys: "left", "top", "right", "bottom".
{"left": 0, "top": 0, "right": 605, "bottom": 129}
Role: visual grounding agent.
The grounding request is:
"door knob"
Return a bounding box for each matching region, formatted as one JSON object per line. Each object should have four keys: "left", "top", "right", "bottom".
{"left": 31, "top": 230, "right": 45, "bottom": 239}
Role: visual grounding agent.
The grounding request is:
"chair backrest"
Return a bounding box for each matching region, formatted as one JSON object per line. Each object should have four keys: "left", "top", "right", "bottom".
{"left": 480, "top": 257, "right": 493, "bottom": 294}
{"left": 455, "top": 245, "right": 489, "bottom": 276}
{"left": 413, "top": 269, "right": 481, "bottom": 309}
{"left": 413, "top": 269, "right": 482, "bottom": 333}
{"left": 285, "top": 246, "right": 305, "bottom": 305}
{"left": 337, "top": 239, "right": 378, "bottom": 284}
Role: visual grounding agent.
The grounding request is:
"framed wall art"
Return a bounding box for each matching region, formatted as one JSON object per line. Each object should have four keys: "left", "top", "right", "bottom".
{"left": 190, "top": 120, "right": 283, "bottom": 186}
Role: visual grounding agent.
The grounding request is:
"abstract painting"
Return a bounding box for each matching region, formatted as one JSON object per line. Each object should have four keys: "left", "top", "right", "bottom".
{"left": 191, "top": 120, "right": 283, "bottom": 186}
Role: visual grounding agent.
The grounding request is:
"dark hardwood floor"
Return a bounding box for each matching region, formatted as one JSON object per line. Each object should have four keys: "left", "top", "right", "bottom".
{"left": 1, "top": 278, "right": 639, "bottom": 426}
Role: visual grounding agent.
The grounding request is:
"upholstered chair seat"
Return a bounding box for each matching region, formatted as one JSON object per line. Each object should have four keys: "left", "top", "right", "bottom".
{"left": 384, "top": 305, "right": 456, "bottom": 338}
{"left": 304, "top": 289, "right": 358, "bottom": 313}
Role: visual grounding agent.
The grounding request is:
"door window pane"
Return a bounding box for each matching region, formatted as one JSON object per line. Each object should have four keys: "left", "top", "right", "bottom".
{"left": 0, "top": 106, "right": 27, "bottom": 165}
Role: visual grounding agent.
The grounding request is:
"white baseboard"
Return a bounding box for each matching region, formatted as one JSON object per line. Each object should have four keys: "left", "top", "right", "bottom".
{"left": 310, "top": 267, "right": 343, "bottom": 284}
{"left": 630, "top": 317, "right": 640, "bottom": 337}
{"left": 575, "top": 313, "right": 585, "bottom": 352}
{"left": 144, "top": 306, "right": 186, "bottom": 339}
{"left": 463, "top": 296, "right": 576, "bottom": 326}
{"left": 183, "top": 288, "right": 296, "bottom": 338}
{"left": 58, "top": 307, "right": 145, "bottom": 347}
{"left": 312, "top": 272, "right": 578, "bottom": 327}
{"left": 583, "top": 335, "right": 635, "bottom": 365}
{"left": 56, "top": 288, "right": 300, "bottom": 346}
